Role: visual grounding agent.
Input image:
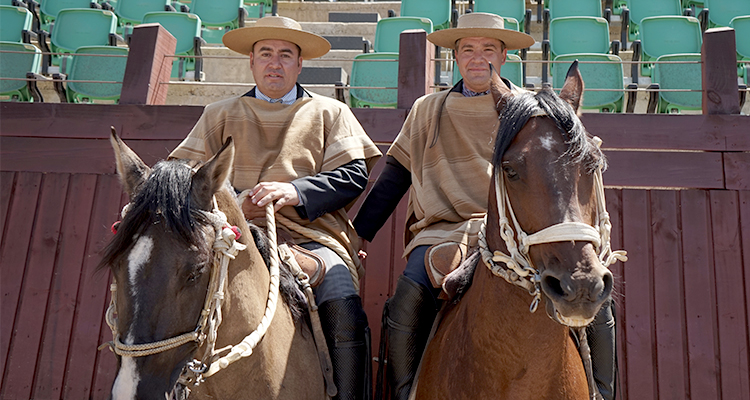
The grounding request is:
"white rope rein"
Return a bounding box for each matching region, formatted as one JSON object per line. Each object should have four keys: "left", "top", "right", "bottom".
{"left": 477, "top": 136, "right": 627, "bottom": 313}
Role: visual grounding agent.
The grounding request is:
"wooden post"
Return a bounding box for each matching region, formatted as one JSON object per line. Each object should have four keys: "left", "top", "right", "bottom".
{"left": 701, "top": 27, "right": 740, "bottom": 115}
{"left": 120, "top": 23, "right": 176, "bottom": 105}
{"left": 397, "top": 29, "right": 434, "bottom": 110}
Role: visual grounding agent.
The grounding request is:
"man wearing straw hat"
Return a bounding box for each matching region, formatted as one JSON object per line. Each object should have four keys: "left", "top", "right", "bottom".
{"left": 169, "top": 15, "right": 381, "bottom": 400}
{"left": 353, "top": 12, "right": 617, "bottom": 400}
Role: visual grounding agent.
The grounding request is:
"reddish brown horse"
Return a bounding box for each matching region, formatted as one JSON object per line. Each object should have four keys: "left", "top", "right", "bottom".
{"left": 415, "top": 64, "right": 624, "bottom": 399}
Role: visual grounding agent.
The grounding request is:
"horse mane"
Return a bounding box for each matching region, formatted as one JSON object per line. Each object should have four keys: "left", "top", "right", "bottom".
{"left": 97, "top": 159, "right": 308, "bottom": 322}
{"left": 492, "top": 88, "right": 607, "bottom": 174}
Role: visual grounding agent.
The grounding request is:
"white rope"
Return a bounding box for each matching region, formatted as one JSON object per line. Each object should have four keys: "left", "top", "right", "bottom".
{"left": 236, "top": 189, "right": 362, "bottom": 291}
{"left": 203, "top": 202, "right": 279, "bottom": 377}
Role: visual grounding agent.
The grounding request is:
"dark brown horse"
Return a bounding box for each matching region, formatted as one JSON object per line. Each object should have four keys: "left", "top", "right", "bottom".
{"left": 415, "top": 64, "right": 624, "bottom": 399}
{"left": 100, "top": 132, "right": 327, "bottom": 399}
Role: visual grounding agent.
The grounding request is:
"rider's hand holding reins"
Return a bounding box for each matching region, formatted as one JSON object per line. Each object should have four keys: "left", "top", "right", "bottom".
{"left": 242, "top": 181, "right": 300, "bottom": 220}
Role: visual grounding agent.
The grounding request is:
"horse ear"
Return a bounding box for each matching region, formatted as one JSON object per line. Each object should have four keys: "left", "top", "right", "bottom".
{"left": 559, "top": 60, "right": 585, "bottom": 112}
{"left": 490, "top": 62, "right": 512, "bottom": 112}
{"left": 191, "top": 137, "right": 235, "bottom": 211}
{"left": 110, "top": 126, "right": 151, "bottom": 200}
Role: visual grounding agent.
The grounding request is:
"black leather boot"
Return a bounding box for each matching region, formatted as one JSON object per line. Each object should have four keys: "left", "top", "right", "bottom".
{"left": 386, "top": 275, "right": 440, "bottom": 400}
{"left": 318, "top": 295, "right": 371, "bottom": 400}
{"left": 588, "top": 299, "right": 617, "bottom": 400}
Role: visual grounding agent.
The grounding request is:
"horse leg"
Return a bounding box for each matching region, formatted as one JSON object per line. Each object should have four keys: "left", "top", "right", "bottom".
{"left": 385, "top": 274, "right": 440, "bottom": 400}
{"left": 588, "top": 299, "right": 617, "bottom": 400}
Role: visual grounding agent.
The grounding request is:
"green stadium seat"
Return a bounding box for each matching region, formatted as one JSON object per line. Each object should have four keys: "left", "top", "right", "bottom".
{"left": 632, "top": 15, "right": 701, "bottom": 78}
{"left": 452, "top": 53, "right": 523, "bottom": 89}
{"left": 622, "top": 0, "right": 683, "bottom": 43}
{"left": 552, "top": 53, "right": 627, "bottom": 112}
{"left": 53, "top": 44, "right": 129, "bottom": 103}
{"left": 45, "top": 8, "right": 119, "bottom": 68}
{"left": 703, "top": 0, "right": 750, "bottom": 28}
{"left": 188, "top": 0, "right": 244, "bottom": 44}
{"left": 647, "top": 53, "right": 701, "bottom": 113}
{"left": 0, "top": 5, "right": 33, "bottom": 43}
{"left": 373, "top": 16, "right": 432, "bottom": 53}
{"left": 730, "top": 16, "right": 750, "bottom": 79}
{"left": 543, "top": 0, "right": 606, "bottom": 40}
{"left": 349, "top": 52, "right": 398, "bottom": 108}
{"left": 0, "top": 41, "right": 42, "bottom": 101}
{"left": 243, "top": 2, "right": 265, "bottom": 19}
{"left": 38, "top": 0, "right": 99, "bottom": 32}
{"left": 542, "top": 16, "right": 619, "bottom": 82}
{"left": 472, "top": 0, "right": 531, "bottom": 34}
{"left": 400, "top": 0, "right": 452, "bottom": 31}
{"left": 142, "top": 11, "right": 204, "bottom": 80}
{"left": 113, "top": 0, "right": 172, "bottom": 32}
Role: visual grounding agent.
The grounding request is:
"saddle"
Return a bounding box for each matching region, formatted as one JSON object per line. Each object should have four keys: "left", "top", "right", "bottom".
{"left": 425, "top": 242, "right": 468, "bottom": 293}
{"left": 277, "top": 229, "right": 327, "bottom": 287}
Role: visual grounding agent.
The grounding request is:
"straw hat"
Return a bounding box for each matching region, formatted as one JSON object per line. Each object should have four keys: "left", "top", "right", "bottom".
{"left": 427, "top": 12, "right": 535, "bottom": 50}
{"left": 222, "top": 16, "right": 331, "bottom": 59}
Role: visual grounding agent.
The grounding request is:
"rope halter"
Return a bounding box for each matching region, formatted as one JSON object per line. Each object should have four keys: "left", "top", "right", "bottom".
{"left": 102, "top": 197, "right": 283, "bottom": 375}
{"left": 478, "top": 136, "right": 627, "bottom": 315}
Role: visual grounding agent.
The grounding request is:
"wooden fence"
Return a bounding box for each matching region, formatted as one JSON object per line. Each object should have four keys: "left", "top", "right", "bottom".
{"left": 1, "top": 25, "right": 749, "bottom": 400}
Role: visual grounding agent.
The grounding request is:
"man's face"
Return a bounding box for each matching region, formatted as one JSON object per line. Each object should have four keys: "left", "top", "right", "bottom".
{"left": 249, "top": 39, "right": 303, "bottom": 99}
{"left": 456, "top": 37, "right": 507, "bottom": 93}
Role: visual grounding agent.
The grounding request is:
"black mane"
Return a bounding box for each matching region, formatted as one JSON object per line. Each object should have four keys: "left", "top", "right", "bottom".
{"left": 492, "top": 88, "right": 607, "bottom": 174}
{"left": 99, "top": 159, "right": 206, "bottom": 270}
{"left": 98, "top": 159, "right": 308, "bottom": 321}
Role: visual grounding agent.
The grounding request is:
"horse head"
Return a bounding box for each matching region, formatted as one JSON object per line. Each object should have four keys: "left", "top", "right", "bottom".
{"left": 486, "top": 62, "right": 614, "bottom": 327}
{"left": 100, "top": 130, "right": 239, "bottom": 399}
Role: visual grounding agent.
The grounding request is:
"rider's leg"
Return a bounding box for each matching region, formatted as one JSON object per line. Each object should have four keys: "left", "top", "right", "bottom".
{"left": 588, "top": 298, "right": 617, "bottom": 400}
{"left": 386, "top": 245, "right": 442, "bottom": 400}
{"left": 307, "top": 242, "right": 370, "bottom": 400}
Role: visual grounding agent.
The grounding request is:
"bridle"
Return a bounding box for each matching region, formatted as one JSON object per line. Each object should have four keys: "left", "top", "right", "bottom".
{"left": 477, "top": 135, "right": 627, "bottom": 320}
{"left": 101, "top": 198, "right": 281, "bottom": 384}
{"left": 475, "top": 133, "right": 627, "bottom": 400}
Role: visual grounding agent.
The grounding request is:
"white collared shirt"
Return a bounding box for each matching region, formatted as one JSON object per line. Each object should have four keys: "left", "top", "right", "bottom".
{"left": 255, "top": 86, "right": 298, "bottom": 105}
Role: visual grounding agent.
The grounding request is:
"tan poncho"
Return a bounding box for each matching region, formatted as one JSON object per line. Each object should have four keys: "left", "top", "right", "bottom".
{"left": 388, "top": 86, "right": 523, "bottom": 258}
{"left": 170, "top": 95, "right": 382, "bottom": 281}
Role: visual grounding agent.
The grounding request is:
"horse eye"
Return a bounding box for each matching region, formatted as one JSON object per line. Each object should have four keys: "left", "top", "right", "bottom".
{"left": 502, "top": 163, "right": 518, "bottom": 180}
{"left": 186, "top": 264, "right": 209, "bottom": 284}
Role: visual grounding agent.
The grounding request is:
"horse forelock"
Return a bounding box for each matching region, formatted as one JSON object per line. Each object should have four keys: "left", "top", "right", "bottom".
{"left": 99, "top": 159, "right": 208, "bottom": 272}
{"left": 492, "top": 89, "right": 606, "bottom": 175}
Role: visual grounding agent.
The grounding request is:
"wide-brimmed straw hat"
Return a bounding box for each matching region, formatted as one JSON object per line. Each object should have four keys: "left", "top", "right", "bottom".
{"left": 427, "top": 12, "right": 535, "bottom": 50}
{"left": 223, "top": 16, "right": 331, "bottom": 59}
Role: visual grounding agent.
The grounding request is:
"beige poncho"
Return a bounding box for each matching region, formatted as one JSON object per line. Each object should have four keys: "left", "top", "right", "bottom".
{"left": 170, "top": 95, "right": 382, "bottom": 281}
{"left": 388, "top": 86, "right": 523, "bottom": 258}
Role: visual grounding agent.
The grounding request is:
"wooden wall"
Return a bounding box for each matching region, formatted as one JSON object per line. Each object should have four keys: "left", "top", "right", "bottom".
{"left": 2, "top": 103, "right": 750, "bottom": 400}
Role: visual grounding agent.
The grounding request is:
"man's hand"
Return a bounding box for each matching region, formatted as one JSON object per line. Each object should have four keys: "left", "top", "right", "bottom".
{"left": 241, "top": 181, "right": 300, "bottom": 220}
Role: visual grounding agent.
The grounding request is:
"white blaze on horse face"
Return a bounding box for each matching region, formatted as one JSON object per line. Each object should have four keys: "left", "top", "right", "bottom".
{"left": 127, "top": 234, "right": 153, "bottom": 301}
{"left": 539, "top": 131, "right": 557, "bottom": 151}
{"left": 111, "top": 334, "right": 140, "bottom": 400}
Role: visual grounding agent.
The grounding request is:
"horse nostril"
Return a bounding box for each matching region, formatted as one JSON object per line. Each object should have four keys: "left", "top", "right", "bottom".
{"left": 543, "top": 275, "right": 567, "bottom": 299}
{"left": 599, "top": 271, "right": 614, "bottom": 299}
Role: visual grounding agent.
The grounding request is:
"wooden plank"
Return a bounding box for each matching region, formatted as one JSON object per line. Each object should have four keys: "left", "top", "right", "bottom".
{"left": 0, "top": 171, "right": 15, "bottom": 241}
{"left": 582, "top": 114, "right": 750, "bottom": 152}
{"left": 0, "top": 103, "right": 203, "bottom": 140}
{"left": 701, "top": 28, "right": 741, "bottom": 115}
{"left": 650, "top": 191, "right": 688, "bottom": 399}
{"left": 0, "top": 172, "right": 41, "bottom": 390}
{"left": 603, "top": 151, "right": 724, "bottom": 189}
{"left": 3, "top": 174, "right": 70, "bottom": 399}
{"left": 62, "top": 175, "right": 123, "bottom": 399}
{"left": 352, "top": 108, "right": 407, "bottom": 144}
{"left": 741, "top": 191, "right": 750, "bottom": 391}
{"left": 724, "top": 152, "right": 750, "bottom": 191}
{"left": 32, "top": 174, "right": 98, "bottom": 399}
{"left": 710, "top": 190, "right": 750, "bottom": 399}
{"left": 91, "top": 272, "right": 117, "bottom": 400}
{"left": 397, "top": 30, "right": 432, "bottom": 110}
{"left": 604, "top": 188, "right": 627, "bottom": 400}
{"left": 0, "top": 138, "right": 180, "bottom": 174}
{"left": 680, "top": 190, "right": 721, "bottom": 399}
{"left": 120, "top": 23, "right": 176, "bottom": 105}
{"left": 621, "top": 189, "right": 657, "bottom": 400}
